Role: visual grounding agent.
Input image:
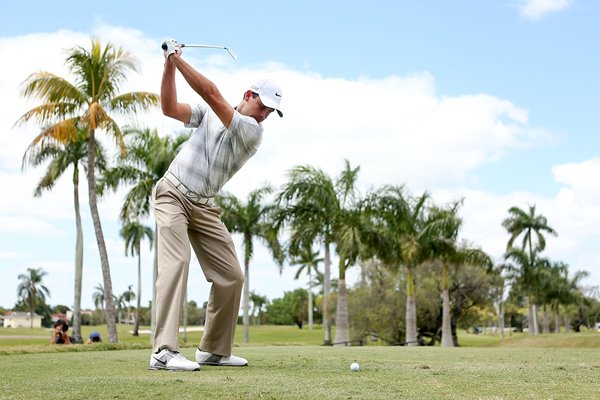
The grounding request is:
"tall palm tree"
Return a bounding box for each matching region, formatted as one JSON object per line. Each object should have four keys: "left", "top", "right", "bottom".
{"left": 277, "top": 160, "right": 365, "bottom": 345}
{"left": 331, "top": 161, "right": 370, "bottom": 345}
{"left": 277, "top": 165, "right": 337, "bottom": 344}
{"left": 21, "top": 129, "right": 106, "bottom": 343}
{"left": 289, "top": 242, "right": 323, "bottom": 330}
{"left": 101, "top": 127, "right": 188, "bottom": 334}
{"left": 17, "top": 268, "right": 50, "bottom": 328}
{"left": 120, "top": 220, "right": 153, "bottom": 335}
{"left": 217, "top": 186, "right": 284, "bottom": 343}
{"left": 16, "top": 38, "right": 160, "bottom": 342}
{"left": 502, "top": 205, "right": 557, "bottom": 335}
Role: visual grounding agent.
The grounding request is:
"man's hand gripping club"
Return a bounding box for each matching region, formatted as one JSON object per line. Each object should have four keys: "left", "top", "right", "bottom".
{"left": 162, "top": 38, "right": 181, "bottom": 59}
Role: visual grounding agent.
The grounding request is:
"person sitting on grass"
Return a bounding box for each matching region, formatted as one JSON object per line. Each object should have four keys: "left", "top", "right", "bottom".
{"left": 49, "top": 319, "right": 71, "bottom": 345}
{"left": 87, "top": 331, "right": 102, "bottom": 344}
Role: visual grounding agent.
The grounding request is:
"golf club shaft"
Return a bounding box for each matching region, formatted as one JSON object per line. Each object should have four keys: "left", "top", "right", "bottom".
{"left": 181, "top": 44, "right": 237, "bottom": 60}
{"left": 181, "top": 44, "right": 226, "bottom": 49}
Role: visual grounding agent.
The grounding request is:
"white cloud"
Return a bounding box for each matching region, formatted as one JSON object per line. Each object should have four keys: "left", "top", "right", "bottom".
{"left": 519, "top": 0, "right": 572, "bottom": 20}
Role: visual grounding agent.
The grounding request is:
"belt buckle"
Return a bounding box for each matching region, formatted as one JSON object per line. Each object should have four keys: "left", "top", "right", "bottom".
{"left": 185, "top": 190, "right": 199, "bottom": 203}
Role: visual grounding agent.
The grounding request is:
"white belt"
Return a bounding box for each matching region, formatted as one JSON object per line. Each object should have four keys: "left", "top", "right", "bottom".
{"left": 164, "top": 172, "right": 215, "bottom": 206}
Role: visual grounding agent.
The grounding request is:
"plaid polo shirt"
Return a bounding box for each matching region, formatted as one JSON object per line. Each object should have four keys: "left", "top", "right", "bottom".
{"left": 167, "top": 102, "right": 263, "bottom": 197}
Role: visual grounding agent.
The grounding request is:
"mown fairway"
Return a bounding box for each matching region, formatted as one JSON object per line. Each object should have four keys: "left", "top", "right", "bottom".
{"left": 1, "top": 326, "right": 600, "bottom": 399}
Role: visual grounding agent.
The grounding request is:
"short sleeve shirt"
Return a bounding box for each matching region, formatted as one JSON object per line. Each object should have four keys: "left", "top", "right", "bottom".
{"left": 167, "top": 103, "right": 263, "bottom": 197}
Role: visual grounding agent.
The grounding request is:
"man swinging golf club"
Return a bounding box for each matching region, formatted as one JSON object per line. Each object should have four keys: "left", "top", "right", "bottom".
{"left": 149, "top": 38, "right": 283, "bottom": 371}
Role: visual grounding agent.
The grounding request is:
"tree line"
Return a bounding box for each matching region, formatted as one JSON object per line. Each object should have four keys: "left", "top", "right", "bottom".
{"left": 14, "top": 38, "right": 599, "bottom": 346}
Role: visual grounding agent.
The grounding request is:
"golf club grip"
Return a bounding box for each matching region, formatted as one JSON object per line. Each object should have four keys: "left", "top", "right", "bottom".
{"left": 161, "top": 43, "right": 184, "bottom": 50}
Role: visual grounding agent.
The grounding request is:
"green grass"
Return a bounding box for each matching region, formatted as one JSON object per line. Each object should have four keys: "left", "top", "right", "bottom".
{"left": 2, "top": 325, "right": 600, "bottom": 399}
{"left": 1, "top": 346, "right": 600, "bottom": 399}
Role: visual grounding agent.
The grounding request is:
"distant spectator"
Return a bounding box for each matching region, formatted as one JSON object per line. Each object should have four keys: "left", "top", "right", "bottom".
{"left": 87, "top": 331, "right": 102, "bottom": 344}
{"left": 50, "top": 319, "right": 71, "bottom": 345}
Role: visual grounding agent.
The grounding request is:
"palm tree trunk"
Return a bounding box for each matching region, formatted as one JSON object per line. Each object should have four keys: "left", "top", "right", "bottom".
{"left": 333, "top": 260, "right": 349, "bottom": 346}
{"left": 29, "top": 297, "right": 34, "bottom": 329}
{"left": 542, "top": 304, "right": 549, "bottom": 334}
{"left": 441, "top": 264, "right": 453, "bottom": 347}
{"left": 554, "top": 309, "right": 560, "bottom": 334}
{"left": 308, "top": 269, "right": 313, "bottom": 330}
{"left": 134, "top": 252, "right": 141, "bottom": 336}
{"left": 323, "top": 242, "right": 332, "bottom": 345}
{"left": 527, "top": 296, "right": 535, "bottom": 335}
{"left": 243, "top": 259, "right": 250, "bottom": 343}
{"left": 532, "top": 303, "right": 539, "bottom": 335}
{"left": 72, "top": 167, "right": 83, "bottom": 343}
{"left": 405, "top": 266, "right": 418, "bottom": 346}
{"left": 87, "top": 131, "right": 118, "bottom": 343}
{"left": 564, "top": 314, "right": 571, "bottom": 333}
{"left": 498, "top": 300, "right": 505, "bottom": 339}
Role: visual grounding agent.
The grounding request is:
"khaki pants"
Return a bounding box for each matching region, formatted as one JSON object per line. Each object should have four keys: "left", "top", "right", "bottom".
{"left": 152, "top": 177, "right": 244, "bottom": 356}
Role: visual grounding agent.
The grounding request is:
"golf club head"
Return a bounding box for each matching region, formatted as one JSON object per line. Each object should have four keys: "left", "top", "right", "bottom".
{"left": 224, "top": 48, "right": 237, "bottom": 61}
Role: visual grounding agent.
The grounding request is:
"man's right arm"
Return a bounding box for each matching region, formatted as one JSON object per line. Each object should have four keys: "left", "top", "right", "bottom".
{"left": 167, "top": 52, "right": 235, "bottom": 129}
{"left": 161, "top": 58, "right": 192, "bottom": 124}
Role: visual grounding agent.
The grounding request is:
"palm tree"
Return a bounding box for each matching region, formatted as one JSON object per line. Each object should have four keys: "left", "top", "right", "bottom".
{"left": 120, "top": 221, "right": 153, "bottom": 335}
{"left": 331, "top": 161, "right": 370, "bottom": 345}
{"left": 115, "top": 293, "right": 126, "bottom": 324}
{"left": 101, "top": 127, "right": 188, "bottom": 334}
{"left": 562, "top": 270, "right": 589, "bottom": 333}
{"left": 439, "top": 242, "right": 492, "bottom": 346}
{"left": 289, "top": 242, "right": 323, "bottom": 330}
{"left": 249, "top": 291, "right": 269, "bottom": 325}
{"left": 92, "top": 283, "right": 105, "bottom": 324}
{"left": 16, "top": 38, "right": 160, "bottom": 342}
{"left": 17, "top": 268, "right": 50, "bottom": 328}
{"left": 503, "top": 205, "right": 557, "bottom": 254}
{"left": 277, "top": 160, "right": 365, "bottom": 345}
{"left": 425, "top": 202, "right": 492, "bottom": 346}
{"left": 503, "top": 247, "right": 551, "bottom": 335}
{"left": 364, "top": 186, "right": 438, "bottom": 346}
{"left": 277, "top": 165, "right": 336, "bottom": 344}
{"left": 217, "top": 186, "right": 284, "bottom": 343}
{"left": 502, "top": 205, "right": 557, "bottom": 335}
{"left": 21, "top": 128, "right": 106, "bottom": 343}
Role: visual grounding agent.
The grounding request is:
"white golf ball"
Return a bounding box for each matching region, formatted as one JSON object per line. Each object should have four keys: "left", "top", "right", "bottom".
{"left": 350, "top": 362, "right": 360, "bottom": 371}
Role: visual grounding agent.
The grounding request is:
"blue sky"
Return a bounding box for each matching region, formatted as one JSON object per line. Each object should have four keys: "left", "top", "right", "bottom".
{"left": 1, "top": 0, "right": 599, "bottom": 310}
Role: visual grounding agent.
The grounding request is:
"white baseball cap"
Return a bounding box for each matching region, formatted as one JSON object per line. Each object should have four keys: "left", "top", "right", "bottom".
{"left": 249, "top": 78, "right": 283, "bottom": 117}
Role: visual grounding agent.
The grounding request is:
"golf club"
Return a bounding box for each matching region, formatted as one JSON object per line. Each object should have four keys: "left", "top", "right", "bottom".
{"left": 161, "top": 41, "right": 237, "bottom": 61}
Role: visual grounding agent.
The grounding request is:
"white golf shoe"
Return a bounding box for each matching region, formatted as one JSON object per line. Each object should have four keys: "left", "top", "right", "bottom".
{"left": 195, "top": 348, "right": 248, "bottom": 366}
{"left": 149, "top": 349, "right": 200, "bottom": 371}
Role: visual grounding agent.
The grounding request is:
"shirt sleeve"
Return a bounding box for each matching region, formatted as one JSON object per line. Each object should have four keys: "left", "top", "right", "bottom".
{"left": 184, "top": 103, "right": 208, "bottom": 128}
{"left": 228, "top": 111, "right": 264, "bottom": 152}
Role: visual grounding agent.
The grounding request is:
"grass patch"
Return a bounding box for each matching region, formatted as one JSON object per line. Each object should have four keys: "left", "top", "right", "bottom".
{"left": 2, "top": 346, "right": 600, "bottom": 399}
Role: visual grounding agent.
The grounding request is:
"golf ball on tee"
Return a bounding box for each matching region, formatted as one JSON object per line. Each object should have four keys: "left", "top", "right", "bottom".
{"left": 350, "top": 362, "right": 360, "bottom": 371}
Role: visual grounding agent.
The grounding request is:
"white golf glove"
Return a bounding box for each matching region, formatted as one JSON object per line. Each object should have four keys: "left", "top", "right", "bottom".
{"left": 162, "top": 38, "right": 181, "bottom": 59}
